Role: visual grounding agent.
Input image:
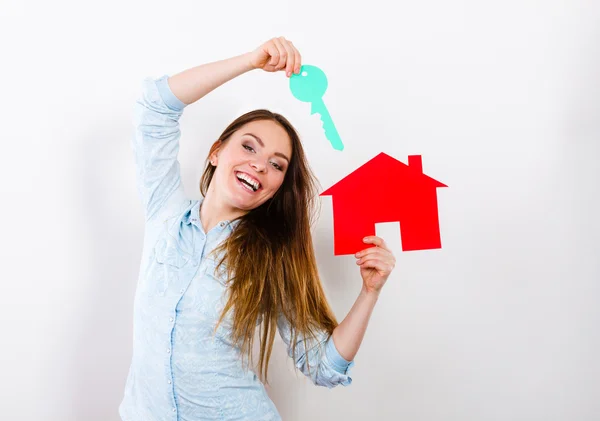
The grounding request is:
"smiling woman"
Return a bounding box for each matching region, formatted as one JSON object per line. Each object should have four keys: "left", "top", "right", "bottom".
{"left": 202, "top": 116, "right": 293, "bottom": 215}
{"left": 120, "top": 36, "right": 376, "bottom": 421}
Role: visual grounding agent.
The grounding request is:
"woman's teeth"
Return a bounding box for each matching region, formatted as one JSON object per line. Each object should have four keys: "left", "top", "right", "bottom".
{"left": 236, "top": 172, "right": 259, "bottom": 191}
{"left": 239, "top": 179, "right": 255, "bottom": 192}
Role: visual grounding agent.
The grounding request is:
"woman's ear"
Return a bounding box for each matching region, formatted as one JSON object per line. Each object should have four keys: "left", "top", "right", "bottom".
{"left": 210, "top": 148, "right": 219, "bottom": 166}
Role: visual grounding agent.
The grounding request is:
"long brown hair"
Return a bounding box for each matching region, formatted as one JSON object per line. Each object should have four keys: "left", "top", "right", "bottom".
{"left": 199, "top": 109, "right": 339, "bottom": 385}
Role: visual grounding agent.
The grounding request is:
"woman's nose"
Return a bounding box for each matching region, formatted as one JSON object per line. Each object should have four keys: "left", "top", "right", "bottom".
{"left": 251, "top": 160, "right": 266, "bottom": 172}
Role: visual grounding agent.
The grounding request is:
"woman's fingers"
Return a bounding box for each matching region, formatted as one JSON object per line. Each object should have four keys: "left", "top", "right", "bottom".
{"left": 356, "top": 247, "right": 394, "bottom": 264}
{"left": 357, "top": 257, "right": 394, "bottom": 273}
{"left": 271, "top": 37, "right": 288, "bottom": 70}
{"left": 363, "top": 236, "right": 392, "bottom": 253}
{"left": 255, "top": 37, "right": 301, "bottom": 75}
{"left": 278, "top": 37, "right": 296, "bottom": 76}
{"left": 266, "top": 42, "right": 280, "bottom": 68}
{"left": 292, "top": 41, "right": 302, "bottom": 74}
{"left": 355, "top": 237, "right": 395, "bottom": 262}
{"left": 271, "top": 36, "right": 300, "bottom": 76}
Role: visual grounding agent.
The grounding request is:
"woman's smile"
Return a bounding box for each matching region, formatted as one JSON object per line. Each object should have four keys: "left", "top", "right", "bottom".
{"left": 235, "top": 171, "right": 263, "bottom": 194}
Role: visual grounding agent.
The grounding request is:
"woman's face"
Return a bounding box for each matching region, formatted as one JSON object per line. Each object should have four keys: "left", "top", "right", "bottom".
{"left": 210, "top": 119, "right": 292, "bottom": 212}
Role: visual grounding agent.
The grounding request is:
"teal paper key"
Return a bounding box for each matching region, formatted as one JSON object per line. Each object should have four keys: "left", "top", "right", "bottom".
{"left": 289, "top": 65, "right": 344, "bottom": 151}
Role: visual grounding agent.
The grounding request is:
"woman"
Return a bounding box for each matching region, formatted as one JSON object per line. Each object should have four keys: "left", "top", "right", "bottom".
{"left": 119, "top": 36, "right": 396, "bottom": 421}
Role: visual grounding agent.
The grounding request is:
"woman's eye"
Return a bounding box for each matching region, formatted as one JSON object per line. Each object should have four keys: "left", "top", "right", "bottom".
{"left": 243, "top": 143, "right": 283, "bottom": 171}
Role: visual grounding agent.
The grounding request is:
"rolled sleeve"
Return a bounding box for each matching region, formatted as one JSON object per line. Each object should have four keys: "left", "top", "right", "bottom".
{"left": 155, "top": 75, "right": 187, "bottom": 112}
{"left": 131, "top": 74, "right": 189, "bottom": 222}
{"left": 277, "top": 313, "right": 355, "bottom": 388}
{"left": 325, "top": 335, "right": 355, "bottom": 375}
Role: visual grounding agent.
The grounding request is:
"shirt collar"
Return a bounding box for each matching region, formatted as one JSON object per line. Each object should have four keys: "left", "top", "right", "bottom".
{"left": 184, "top": 196, "right": 240, "bottom": 232}
{"left": 184, "top": 199, "right": 202, "bottom": 226}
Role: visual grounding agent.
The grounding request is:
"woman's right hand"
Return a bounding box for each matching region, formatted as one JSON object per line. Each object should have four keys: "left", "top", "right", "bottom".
{"left": 248, "top": 36, "right": 302, "bottom": 78}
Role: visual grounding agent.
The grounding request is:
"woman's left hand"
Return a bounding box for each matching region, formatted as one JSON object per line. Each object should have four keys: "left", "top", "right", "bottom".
{"left": 355, "top": 236, "right": 396, "bottom": 294}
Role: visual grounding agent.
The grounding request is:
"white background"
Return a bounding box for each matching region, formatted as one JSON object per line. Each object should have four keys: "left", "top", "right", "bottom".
{"left": 1, "top": 0, "right": 599, "bottom": 420}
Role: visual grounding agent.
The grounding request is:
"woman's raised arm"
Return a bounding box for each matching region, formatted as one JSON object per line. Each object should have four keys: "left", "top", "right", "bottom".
{"left": 168, "top": 36, "right": 301, "bottom": 105}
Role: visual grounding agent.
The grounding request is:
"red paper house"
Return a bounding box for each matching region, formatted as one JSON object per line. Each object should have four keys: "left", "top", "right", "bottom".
{"left": 320, "top": 153, "right": 448, "bottom": 255}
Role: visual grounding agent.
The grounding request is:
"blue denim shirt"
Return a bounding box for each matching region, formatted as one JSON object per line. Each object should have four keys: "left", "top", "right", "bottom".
{"left": 119, "top": 74, "right": 355, "bottom": 421}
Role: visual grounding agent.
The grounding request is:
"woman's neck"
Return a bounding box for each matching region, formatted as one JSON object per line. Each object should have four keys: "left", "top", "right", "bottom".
{"left": 199, "top": 190, "right": 246, "bottom": 234}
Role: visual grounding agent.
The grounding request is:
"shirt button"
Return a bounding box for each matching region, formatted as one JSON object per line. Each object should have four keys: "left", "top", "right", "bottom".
{"left": 220, "top": 221, "right": 225, "bottom": 227}
{"left": 169, "top": 317, "right": 173, "bottom": 322}
{"left": 179, "top": 288, "right": 184, "bottom": 293}
{"left": 167, "top": 348, "right": 170, "bottom": 353}
{"left": 168, "top": 380, "right": 172, "bottom": 384}
{"left": 172, "top": 408, "right": 176, "bottom": 412}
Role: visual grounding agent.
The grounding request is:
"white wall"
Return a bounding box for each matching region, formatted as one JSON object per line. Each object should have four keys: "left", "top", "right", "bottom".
{"left": 1, "top": 0, "right": 599, "bottom": 420}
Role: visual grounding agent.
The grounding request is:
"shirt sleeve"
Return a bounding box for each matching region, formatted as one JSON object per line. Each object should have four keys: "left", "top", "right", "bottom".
{"left": 276, "top": 312, "right": 355, "bottom": 388}
{"left": 131, "top": 74, "right": 189, "bottom": 221}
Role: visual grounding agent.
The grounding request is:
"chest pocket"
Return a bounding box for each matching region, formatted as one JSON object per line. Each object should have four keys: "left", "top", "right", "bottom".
{"left": 155, "top": 238, "right": 190, "bottom": 267}
{"left": 149, "top": 237, "right": 191, "bottom": 295}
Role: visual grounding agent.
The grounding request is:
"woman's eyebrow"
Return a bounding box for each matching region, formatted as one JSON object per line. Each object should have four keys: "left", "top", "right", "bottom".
{"left": 243, "top": 132, "right": 290, "bottom": 163}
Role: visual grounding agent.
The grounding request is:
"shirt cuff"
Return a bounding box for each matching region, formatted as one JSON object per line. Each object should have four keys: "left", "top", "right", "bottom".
{"left": 325, "top": 335, "right": 354, "bottom": 374}
{"left": 155, "top": 74, "right": 187, "bottom": 112}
